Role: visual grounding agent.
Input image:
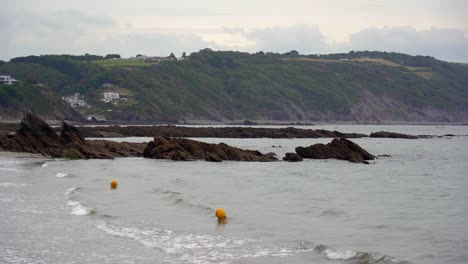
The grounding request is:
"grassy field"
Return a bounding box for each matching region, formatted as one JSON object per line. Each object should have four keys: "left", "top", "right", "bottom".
{"left": 92, "top": 59, "right": 157, "bottom": 68}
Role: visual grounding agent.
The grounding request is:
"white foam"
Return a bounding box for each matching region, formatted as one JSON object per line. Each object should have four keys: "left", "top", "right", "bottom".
{"left": 70, "top": 202, "right": 92, "bottom": 216}
{"left": 0, "top": 182, "right": 26, "bottom": 187}
{"left": 41, "top": 163, "right": 49, "bottom": 167}
{"left": 0, "top": 167, "right": 21, "bottom": 171}
{"left": 96, "top": 222, "right": 303, "bottom": 264}
{"left": 56, "top": 172, "right": 69, "bottom": 178}
{"left": 64, "top": 187, "right": 78, "bottom": 196}
{"left": 67, "top": 200, "right": 80, "bottom": 207}
{"left": 324, "top": 248, "right": 357, "bottom": 260}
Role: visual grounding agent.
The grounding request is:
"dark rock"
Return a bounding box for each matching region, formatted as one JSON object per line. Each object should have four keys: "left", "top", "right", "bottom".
{"left": 77, "top": 125, "right": 368, "bottom": 139}
{"left": 295, "top": 138, "right": 373, "bottom": 164}
{"left": 143, "top": 136, "right": 277, "bottom": 162}
{"left": 61, "top": 122, "right": 85, "bottom": 145}
{"left": 376, "top": 154, "right": 392, "bottom": 158}
{"left": 283, "top": 152, "right": 303, "bottom": 162}
{"left": 0, "top": 113, "right": 146, "bottom": 159}
{"left": 205, "top": 154, "right": 222, "bottom": 162}
{"left": 370, "top": 131, "right": 419, "bottom": 139}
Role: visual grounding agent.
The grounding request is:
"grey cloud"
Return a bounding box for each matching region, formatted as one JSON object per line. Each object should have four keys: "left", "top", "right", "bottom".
{"left": 222, "top": 25, "right": 468, "bottom": 62}
{"left": 240, "top": 25, "right": 328, "bottom": 54}
{"left": 341, "top": 26, "right": 468, "bottom": 62}
{"left": 0, "top": 9, "right": 210, "bottom": 60}
{"left": 111, "top": 33, "right": 210, "bottom": 57}
{"left": 0, "top": 9, "right": 116, "bottom": 60}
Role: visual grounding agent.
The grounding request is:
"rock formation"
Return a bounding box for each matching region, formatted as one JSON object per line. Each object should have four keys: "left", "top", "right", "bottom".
{"left": 295, "top": 138, "right": 374, "bottom": 164}
{"left": 282, "top": 152, "right": 303, "bottom": 162}
{"left": 369, "top": 131, "right": 419, "bottom": 139}
{"left": 143, "top": 136, "right": 277, "bottom": 162}
{"left": 0, "top": 113, "right": 146, "bottom": 159}
{"left": 77, "top": 125, "right": 368, "bottom": 139}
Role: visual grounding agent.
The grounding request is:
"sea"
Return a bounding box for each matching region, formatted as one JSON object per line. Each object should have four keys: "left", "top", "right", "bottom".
{"left": 1, "top": 125, "right": 467, "bottom": 264}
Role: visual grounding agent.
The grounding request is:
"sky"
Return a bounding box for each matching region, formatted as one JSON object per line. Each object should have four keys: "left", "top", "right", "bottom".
{"left": 1, "top": 0, "right": 468, "bottom": 62}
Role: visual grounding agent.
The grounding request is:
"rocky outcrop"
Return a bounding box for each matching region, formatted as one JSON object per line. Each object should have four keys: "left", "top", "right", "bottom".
{"left": 143, "top": 136, "right": 277, "bottom": 162}
{"left": 369, "top": 131, "right": 419, "bottom": 139}
{"left": 78, "top": 125, "right": 368, "bottom": 139}
{"left": 295, "top": 138, "right": 374, "bottom": 164}
{"left": 0, "top": 113, "right": 146, "bottom": 159}
{"left": 283, "top": 152, "right": 303, "bottom": 162}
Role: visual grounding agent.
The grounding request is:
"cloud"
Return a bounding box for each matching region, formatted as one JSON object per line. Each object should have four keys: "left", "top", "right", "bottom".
{"left": 112, "top": 33, "right": 210, "bottom": 57}
{"left": 216, "top": 25, "right": 468, "bottom": 62}
{"left": 0, "top": 9, "right": 117, "bottom": 59}
{"left": 0, "top": 9, "right": 210, "bottom": 60}
{"left": 340, "top": 26, "right": 468, "bottom": 62}
{"left": 240, "top": 25, "right": 328, "bottom": 54}
{"left": 1, "top": 7, "right": 467, "bottom": 64}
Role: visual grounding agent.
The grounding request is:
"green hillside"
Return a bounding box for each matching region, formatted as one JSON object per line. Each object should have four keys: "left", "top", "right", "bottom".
{"left": 0, "top": 50, "right": 467, "bottom": 123}
{"left": 0, "top": 82, "right": 83, "bottom": 121}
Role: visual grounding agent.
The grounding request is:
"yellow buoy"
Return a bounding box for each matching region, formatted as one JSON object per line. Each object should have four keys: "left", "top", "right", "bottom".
{"left": 215, "top": 208, "right": 226, "bottom": 219}
{"left": 110, "top": 180, "right": 118, "bottom": 189}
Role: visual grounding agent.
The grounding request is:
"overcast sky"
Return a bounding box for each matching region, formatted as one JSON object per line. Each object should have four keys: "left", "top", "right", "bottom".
{"left": 1, "top": 0, "right": 468, "bottom": 62}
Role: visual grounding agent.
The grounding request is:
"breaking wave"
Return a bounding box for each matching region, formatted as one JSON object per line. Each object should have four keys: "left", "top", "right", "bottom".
{"left": 56, "top": 172, "right": 70, "bottom": 178}
{"left": 96, "top": 222, "right": 312, "bottom": 264}
{"left": 64, "top": 186, "right": 94, "bottom": 216}
{"left": 314, "top": 244, "right": 408, "bottom": 264}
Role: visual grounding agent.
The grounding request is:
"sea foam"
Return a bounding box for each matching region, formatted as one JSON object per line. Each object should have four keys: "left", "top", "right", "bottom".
{"left": 70, "top": 202, "right": 92, "bottom": 216}
{"left": 96, "top": 222, "right": 309, "bottom": 263}
{"left": 0, "top": 182, "right": 27, "bottom": 187}
{"left": 56, "top": 172, "right": 70, "bottom": 178}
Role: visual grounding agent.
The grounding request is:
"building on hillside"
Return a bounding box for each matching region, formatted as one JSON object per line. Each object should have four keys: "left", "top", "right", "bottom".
{"left": 62, "top": 93, "right": 86, "bottom": 108}
{"left": 102, "top": 92, "right": 120, "bottom": 103}
{"left": 101, "top": 83, "right": 114, "bottom": 88}
{"left": 130, "top": 55, "right": 178, "bottom": 63}
{"left": 0, "top": 75, "right": 18, "bottom": 85}
{"left": 87, "top": 115, "right": 106, "bottom": 121}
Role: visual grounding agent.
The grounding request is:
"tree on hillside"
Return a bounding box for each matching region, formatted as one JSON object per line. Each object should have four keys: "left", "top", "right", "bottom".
{"left": 105, "top": 54, "right": 121, "bottom": 59}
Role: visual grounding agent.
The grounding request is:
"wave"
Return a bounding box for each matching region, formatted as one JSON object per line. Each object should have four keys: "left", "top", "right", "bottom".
{"left": 70, "top": 202, "right": 94, "bottom": 216}
{"left": 153, "top": 188, "right": 182, "bottom": 196}
{"left": 56, "top": 172, "right": 70, "bottom": 178}
{"left": 67, "top": 198, "right": 94, "bottom": 216}
{"left": 314, "top": 245, "right": 408, "bottom": 264}
{"left": 64, "top": 187, "right": 79, "bottom": 196}
{"left": 41, "top": 163, "right": 49, "bottom": 167}
{"left": 171, "top": 198, "right": 213, "bottom": 213}
{"left": 96, "top": 222, "right": 310, "bottom": 263}
{"left": 153, "top": 187, "right": 213, "bottom": 214}
{"left": 0, "top": 182, "right": 27, "bottom": 187}
{"left": 63, "top": 186, "right": 94, "bottom": 216}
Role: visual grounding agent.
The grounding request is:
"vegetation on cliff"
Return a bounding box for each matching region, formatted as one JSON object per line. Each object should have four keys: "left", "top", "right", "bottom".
{"left": 1, "top": 50, "right": 467, "bottom": 122}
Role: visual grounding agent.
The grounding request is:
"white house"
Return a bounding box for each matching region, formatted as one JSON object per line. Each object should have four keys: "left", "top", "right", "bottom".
{"left": 0, "top": 75, "right": 18, "bottom": 85}
{"left": 62, "top": 93, "right": 86, "bottom": 108}
{"left": 102, "top": 92, "right": 120, "bottom": 103}
{"left": 87, "top": 115, "right": 106, "bottom": 121}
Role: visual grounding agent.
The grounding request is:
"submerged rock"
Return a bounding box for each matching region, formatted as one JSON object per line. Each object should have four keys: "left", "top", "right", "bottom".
{"left": 282, "top": 152, "right": 303, "bottom": 162}
{"left": 295, "top": 138, "right": 374, "bottom": 164}
{"left": 143, "top": 136, "right": 277, "bottom": 162}
{"left": 370, "top": 131, "right": 419, "bottom": 139}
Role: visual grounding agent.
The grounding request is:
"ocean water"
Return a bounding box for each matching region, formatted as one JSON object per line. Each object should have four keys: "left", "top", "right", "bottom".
{"left": 1, "top": 125, "right": 468, "bottom": 264}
